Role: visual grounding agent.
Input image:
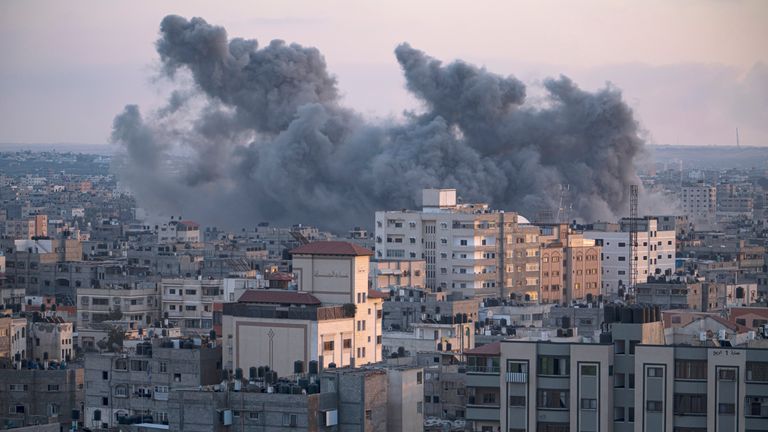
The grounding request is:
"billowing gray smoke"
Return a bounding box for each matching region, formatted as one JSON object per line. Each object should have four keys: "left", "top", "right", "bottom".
{"left": 112, "top": 15, "right": 646, "bottom": 230}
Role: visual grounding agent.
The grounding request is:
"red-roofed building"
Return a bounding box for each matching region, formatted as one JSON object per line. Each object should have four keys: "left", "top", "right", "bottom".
{"left": 222, "top": 241, "right": 384, "bottom": 375}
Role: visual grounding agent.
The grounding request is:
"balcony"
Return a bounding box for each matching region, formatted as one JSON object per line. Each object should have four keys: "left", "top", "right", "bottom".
{"left": 466, "top": 365, "right": 500, "bottom": 374}
{"left": 506, "top": 372, "right": 528, "bottom": 383}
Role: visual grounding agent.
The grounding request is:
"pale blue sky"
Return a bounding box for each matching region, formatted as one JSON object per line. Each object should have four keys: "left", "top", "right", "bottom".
{"left": 1, "top": 0, "right": 766, "bottom": 146}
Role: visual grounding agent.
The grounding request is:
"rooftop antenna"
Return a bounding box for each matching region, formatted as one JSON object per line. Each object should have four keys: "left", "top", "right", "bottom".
{"left": 628, "top": 184, "right": 639, "bottom": 299}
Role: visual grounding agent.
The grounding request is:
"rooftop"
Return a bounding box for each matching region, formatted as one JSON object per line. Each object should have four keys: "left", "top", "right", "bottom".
{"left": 291, "top": 241, "right": 373, "bottom": 257}
{"left": 237, "top": 289, "right": 321, "bottom": 306}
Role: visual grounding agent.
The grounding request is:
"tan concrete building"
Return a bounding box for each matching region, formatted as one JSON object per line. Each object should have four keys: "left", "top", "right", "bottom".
{"left": 0, "top": 316, "right": 27, "bottom": 361}
{"left": 28, "top": 317, "right": 73, "bottom": 362}
{"left": 539, "top": 225, "right": 601, "bottom": 304}
{"left": 375, "top": 188, "right": 540, "bottom": 299}
{"left": 222, "top": 242, "right": 384, "bottom": 375}
{"left": 3, "top": 215, "right": 48, "bottom": 240}
{"left": 161, "top": 278, "right": 223, "bottom": 335}
{"left": 370, "top": 259, "right": 426, "bottom": 290}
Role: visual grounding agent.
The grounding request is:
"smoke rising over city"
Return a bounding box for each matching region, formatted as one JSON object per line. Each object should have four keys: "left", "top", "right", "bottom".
{"left": 112, "top": 15, "right": 646, "bottom": 230}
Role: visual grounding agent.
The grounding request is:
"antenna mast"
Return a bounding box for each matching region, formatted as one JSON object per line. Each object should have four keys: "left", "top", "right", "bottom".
{"left": 628, "top": 184, "right": 639, "bottom": 299}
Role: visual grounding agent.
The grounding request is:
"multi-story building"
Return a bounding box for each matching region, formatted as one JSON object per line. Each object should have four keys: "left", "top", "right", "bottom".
{"left": 83, "top": 337, "right": 221, "bottom": 430}
{"left": 375, "top": 188, "right": 540, "bottom": 299}
{"left": 461, "top": 307, "right": 768, "bottom": 432}
{"left": 0, "top": 366, "right": 84, "bottom": 429}
{"left": 680, "top": 183, "right": 717, "bottom": 226}
{"left": 3, "top": 214, "right": 48, "bottom": 239}
{"left": 370, "top": 259, "right": 426, "bottom": 290}
{"left": 223, "top": 241, "right": 385, "bottom": 374}
{"left": 583, "top": 217, "right": 676, "bottom": 298}
{"left": 28, "top": 317, "right": 73, "bottom": 363}
{"left": 539, "top": 225, "right": 602, "bottom": 304}
{"left": 76, "top": 283, "right": 160, "bottom": 333}
{"left": 635, "top": 277, "right": 704, "bottom": 311}
{"left": 381, "top": 287, "right": 478, "bottom": 331}
{"left": 0, "top": 316, "right": 27, "bottom": 361}
{"left": 161, "top": 278, "right": 223, "bottom": 335}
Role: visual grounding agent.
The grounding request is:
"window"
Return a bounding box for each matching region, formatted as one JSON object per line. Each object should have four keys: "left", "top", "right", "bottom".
{"left": 537, "top": 390, "right": 569, "bottom": 409}
{"left": 674, "top": 394, "right": 707, "bottom": 414}
{"left": 746, "top": 396, "right": 768, "bottom": 417}
{"left": 647, "top": 367, "right": 664, "bottom": 377}
{"left": 47, "top": 384, "right": 59, "bottom": 392}
{"left": 536, "top": 423, "right": 569, "bottom": 432}
{"left": 746, "top": 362, "right": 768, "bottom": 382}
{"left": 718, "top": 403, "right": 735, "bottom": 414}
{"left": 628, "top": 407, "right": 635, "bottom": 422}
{"left": 174, "top": 373, "right": 181, "bottom": 382}
{"left": 718, "top": 369, "right": 736, "bottom": 381}
{"left": 185, "top": 289, "right": 197, "bottom": 295}
{"left": 675, "top": 360, "right": 707, "bottom": 380}
{"left": 282, "top": 413, "right": 298, "bottom": 427}
{"left": 482, "top": 393, "right": 496, "bottom": 404}
{"left": 11, "top": 405, "right": 25, "bottom": 414}
{"left": 102, "top": 371, "right": 109, "bottom": 380}
{"left": 365, "top": 410, "right": 372, "bottom": 420}
{"left": 249, "top": 411, "right": 260, "bottom": 421}
{"left": 185, "top": 305, "right": 197, "bottom": 311}
{"left": 646, "top": 401, "right": 663, "bottom": 412}
{"left": 416, "top": 371, "right": 423, "bottom": 384}
{"left": 343, "top": 339, "right": 352, "bottom": 349}
{"left": 581, "top": 364, "right": 597, "bottom": 376}
{"left": 48, "top": 403, "right": 59, "bottom": 416}
{"left": 580, "top": 398, "right": 597, "bottom": 410}
{"left": 159, "top": 362, "right": 167, "bottom": 373}
{"left": 114, "top": 386, "right": 128, "bottom": 397}
{"left": 615, "top": 340, "right": 625, "bottom": 354}
{"left": 102, "top": 397, "right": 109, "bottom": 406}
{"left": 509, "top": 396, "right": 526, "bottom": 406}
{"left": 629, "top": 340, "right": 639, "bottom": 354}
{"left": 9, "top": 384, "right": 28, "bottom": 391}
{"left": 538, "top": 356, "right": 569, "bottom": 376}
{"left": 323, "top": 341, "right": 334, "bottom": 351}
{"left": 417, "top": 402, "right": 423, "bottom": 414}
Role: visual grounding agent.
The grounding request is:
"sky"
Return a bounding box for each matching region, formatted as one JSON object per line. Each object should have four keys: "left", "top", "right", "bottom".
{"left": 0, "top": 0, "right": 766, "bottom": 147}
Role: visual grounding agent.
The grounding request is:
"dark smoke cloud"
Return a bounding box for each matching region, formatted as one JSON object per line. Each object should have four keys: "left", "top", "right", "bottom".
{"left": 112, "top": 15, "right": 646, "bottom": 230}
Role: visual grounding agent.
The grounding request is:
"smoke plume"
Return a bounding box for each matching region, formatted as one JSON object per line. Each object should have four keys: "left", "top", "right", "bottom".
{"left": 112, "top": 15, "right": 647, "bottom": 230}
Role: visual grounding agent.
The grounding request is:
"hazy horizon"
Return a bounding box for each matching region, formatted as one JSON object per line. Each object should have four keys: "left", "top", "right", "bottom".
{"left": 1, "top": 0, "right": 767, "bottom": 147}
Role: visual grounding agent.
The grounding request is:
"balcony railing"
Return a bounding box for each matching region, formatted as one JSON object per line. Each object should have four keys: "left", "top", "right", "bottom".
{"left": 466, "top": 365, "right": 500, "bottom": 374}
{"left": 506, "top": 372, "right": 528, "bottom": 383}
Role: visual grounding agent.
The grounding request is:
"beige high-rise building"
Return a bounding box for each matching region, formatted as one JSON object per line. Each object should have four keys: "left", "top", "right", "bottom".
{"left": 223, "top": 241, "right": 384, "bottom": 375}
{"left": 375, "top": 189, "right": 540, "bottom": 299}
{"left": 539, "top": 224, "right": 602, "bottom": 304}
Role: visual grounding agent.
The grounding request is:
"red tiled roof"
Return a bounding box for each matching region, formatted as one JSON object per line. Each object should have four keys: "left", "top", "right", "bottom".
{"left": 368, "top": 289, "right": 389, "bottom": 299}
{"left": 290, "top": 241, "right": 373, "bottom": 256}
{"left": 178, "top": 220, "right": 200, "bottom": 228}
{"left": 465, "top": 341, "right": 500, "bottom": 356}
{"left": 237, "top": 290, "right": 321, "bottom": 305}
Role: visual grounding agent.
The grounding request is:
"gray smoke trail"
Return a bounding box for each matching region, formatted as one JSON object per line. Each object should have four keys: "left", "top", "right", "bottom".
{"left": 112, "top": 15, "right": 646, "bottom": 230}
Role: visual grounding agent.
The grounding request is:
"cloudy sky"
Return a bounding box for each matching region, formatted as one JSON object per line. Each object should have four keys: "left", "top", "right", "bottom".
{"left": 1, "top": 0, "right": 766, "bottom": 147}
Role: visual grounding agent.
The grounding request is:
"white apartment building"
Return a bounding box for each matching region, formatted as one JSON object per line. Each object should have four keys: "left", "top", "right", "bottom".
{"left": 680, "top": 183, "right": 716, "bottom": 226}
{"left": 375, "top": 189, "right": 539, "bottom": 299}
{"left": 584, "top": 217, "right": 676, "bottom": 298}
{"left": 161, "top": 278, "right": 223, "bottom": 335}
{"left": 77, "top": 284, "right": 161, "bottom": 330}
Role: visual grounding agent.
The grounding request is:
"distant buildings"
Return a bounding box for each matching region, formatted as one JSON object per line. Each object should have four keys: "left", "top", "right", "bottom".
{"left": 375, "top": 188, "right": 540, "bottom": 299}
{"left": 583, "top": 217, "right": 676, "bottom": 298}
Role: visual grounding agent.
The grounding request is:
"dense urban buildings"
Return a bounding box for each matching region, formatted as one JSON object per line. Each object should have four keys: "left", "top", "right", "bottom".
{"left": 2, "top": 148, "right": 768, "bottom": 431}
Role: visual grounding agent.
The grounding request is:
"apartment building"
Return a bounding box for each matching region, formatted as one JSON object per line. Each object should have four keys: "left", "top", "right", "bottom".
{"left": 76, "top": 283, "right": 160, "bottom": 332}
{"left": 0, "top": 316, "right": 27, "bottom": 360}
{"left": 223, "top": 241, "right": 384, "bottom": 375}
{"left": 583, "top": 217, "right": 676, "bottom": 298}
{"left": 161, "top": 278, "right": 223, "bottom": 335}
{"left": 0, "top": 366, "right": 84, "bottom": 429}
{"left": 3, "top": 214, "right": 48, "bottom": 239}
{"left": 461, "top": 306, "right": 768, "bottom": 432}
{"left": 370, "top": 259, "right": 426, "bottom": 290}
{"left": 375, "top": 188, "right": 540, "bottom": 299}
{"left": 539, "top": 225, "right": 602, "bottom": 304}
{"left": 83, "top": 337, "right": 221, "bottom": 430}
{"left": 28, "top": 317, "right": 73, "bottom": 362}
{"left": 680, "top": 183, "right": 717, "bottom": 226}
